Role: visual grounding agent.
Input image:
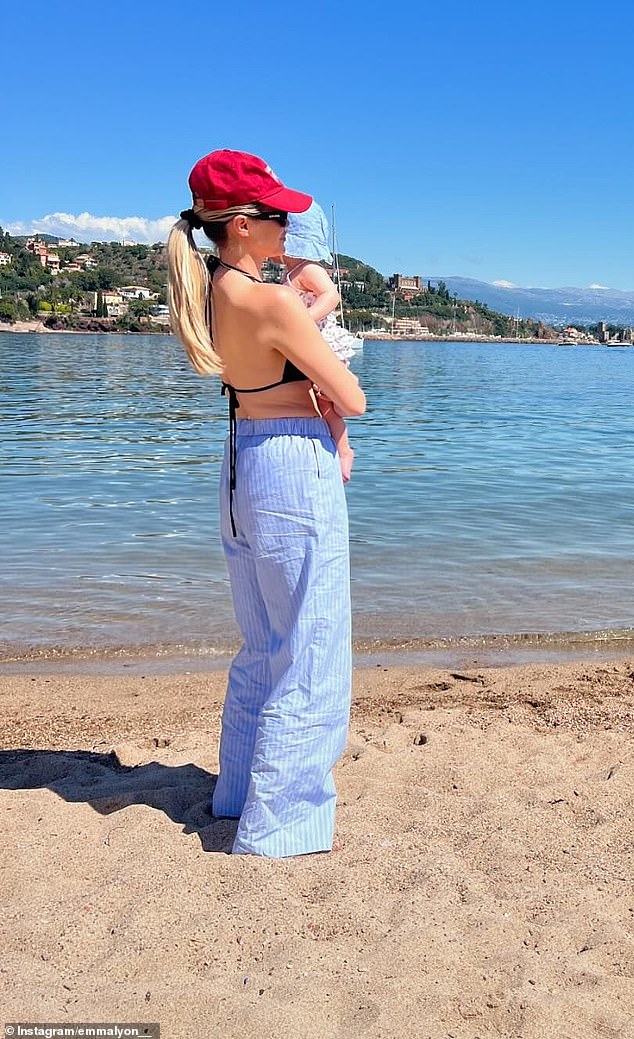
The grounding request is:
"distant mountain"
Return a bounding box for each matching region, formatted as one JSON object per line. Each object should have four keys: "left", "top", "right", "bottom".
{"left": 427, "top": 277, "right": 634, "bottom": 326}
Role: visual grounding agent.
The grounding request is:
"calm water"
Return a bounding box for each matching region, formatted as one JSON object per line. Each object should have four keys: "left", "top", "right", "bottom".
{"left": 1, "top": 332, "right": 634, "bottom": 658}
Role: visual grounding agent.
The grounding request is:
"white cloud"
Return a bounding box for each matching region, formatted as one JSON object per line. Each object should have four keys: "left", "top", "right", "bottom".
{"left": 4, "top": 211, "right": 177, "bottom": 244}
{"left": 587, "top": 283, "right": 609, "bottom": 290}
{"left": 491, "top": 280, "right": 518, "bottom": 289}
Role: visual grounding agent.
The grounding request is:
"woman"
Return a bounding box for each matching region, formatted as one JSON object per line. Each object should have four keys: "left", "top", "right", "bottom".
{"left": 167, "top": 149, "right": 365, "bottom": 857}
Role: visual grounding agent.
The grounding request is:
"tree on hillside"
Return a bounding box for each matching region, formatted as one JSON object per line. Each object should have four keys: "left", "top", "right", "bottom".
{"left": 129, "top": 298, "right": 154, "bottom": 319}
{"left": 0, "top": 299, "right": 18, "bottom": 322}
{"left": 95, "top": 267, "right": 120, "bottom": 290}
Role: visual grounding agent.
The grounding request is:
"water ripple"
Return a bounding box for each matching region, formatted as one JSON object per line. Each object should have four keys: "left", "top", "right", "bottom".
{"left": 1, "top": 332, "right": 634, "bottom": 652}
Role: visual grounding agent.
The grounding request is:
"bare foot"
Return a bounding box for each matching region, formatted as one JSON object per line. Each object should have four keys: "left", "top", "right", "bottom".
{"left": 339, "top": 447, "right": 354, "bottom": 483}
{"left": 306, "top": 839, "right": 345, "bottom": 856}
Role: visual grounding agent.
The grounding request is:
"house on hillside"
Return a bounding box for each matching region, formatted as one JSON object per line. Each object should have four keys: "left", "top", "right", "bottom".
{"left": 25, "top": 238, "right": 61, "bottom": 274}
{"left": 84, "top": 290, "right": 128, "bottom": 317}
{"left": 119, "top": 285, "right": 159, "bottom": 300}
{"left": 75, "top": 254, "right": 98, "bottom": 269}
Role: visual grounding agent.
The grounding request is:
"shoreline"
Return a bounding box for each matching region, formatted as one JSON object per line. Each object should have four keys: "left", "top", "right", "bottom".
{"left": 0, "top": 320, "right": 171, "bottom": 335}
{"left": 1, "top": 322, "right": 593, "bottom": 345}
{"left": 3, "top": 626, "right": 634, "bottom": 675}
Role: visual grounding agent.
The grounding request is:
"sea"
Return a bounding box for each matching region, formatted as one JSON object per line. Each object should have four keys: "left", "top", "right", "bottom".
{"left": 2, "top": 331, "right": 634, "bottom": 668}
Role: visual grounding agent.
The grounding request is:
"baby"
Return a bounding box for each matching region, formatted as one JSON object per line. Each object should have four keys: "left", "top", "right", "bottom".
{"left": 278, "top": 201, "right": 362, "bottom": 482}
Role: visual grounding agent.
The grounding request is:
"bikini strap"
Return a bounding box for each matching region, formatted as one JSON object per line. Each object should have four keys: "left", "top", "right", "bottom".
{"left": 207, "top": 255, "right": 263, "bottom": 283}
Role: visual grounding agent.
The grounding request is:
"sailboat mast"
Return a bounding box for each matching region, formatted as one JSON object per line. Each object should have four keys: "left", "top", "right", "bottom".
{"left": 331, "top": 204, "right": 346, "bottom": 326}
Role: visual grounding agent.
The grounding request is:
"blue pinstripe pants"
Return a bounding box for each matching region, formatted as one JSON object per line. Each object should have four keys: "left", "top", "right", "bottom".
{"left": 212, "top": 417, "right": 352, "bottom": 857}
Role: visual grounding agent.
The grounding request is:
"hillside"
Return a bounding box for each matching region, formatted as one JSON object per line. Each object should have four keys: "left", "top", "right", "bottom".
{"left": 335, "top": 256, "right": 554, "bottom": 339}
{"left": 0, "top": 228, "right": 555, "bottom": 338}
{"left": 0, "top": 229, "right": 169, "bottom": 329}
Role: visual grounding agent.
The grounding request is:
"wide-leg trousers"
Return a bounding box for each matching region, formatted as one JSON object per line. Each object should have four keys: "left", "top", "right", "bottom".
{"left": 212, "top": 417, "right": 352, "bottom": 857}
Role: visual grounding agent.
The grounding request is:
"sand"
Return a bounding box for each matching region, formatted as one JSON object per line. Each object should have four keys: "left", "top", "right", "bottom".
{"left": 2, "top": 320, "right": 48, "bottom": 333}
{"left": 0, "top": 321, "right": 98, "bottom": 335}
{"left": 1, "top": 659, "right": 633, "bottom": 1038}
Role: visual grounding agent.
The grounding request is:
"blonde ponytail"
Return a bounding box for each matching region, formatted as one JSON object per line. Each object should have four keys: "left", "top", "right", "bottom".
{"left": 167, "top": 219, "right": 223, "bottom": 376}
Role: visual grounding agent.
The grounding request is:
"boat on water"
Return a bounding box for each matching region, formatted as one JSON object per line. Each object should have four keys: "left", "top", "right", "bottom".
{"left": 364, "top": 327, "right": 391, "bottom": 338}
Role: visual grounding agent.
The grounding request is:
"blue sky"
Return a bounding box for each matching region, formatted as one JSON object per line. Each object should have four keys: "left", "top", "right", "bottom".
{"left": 3, "top": 0, "right": 633, "bottom": 289}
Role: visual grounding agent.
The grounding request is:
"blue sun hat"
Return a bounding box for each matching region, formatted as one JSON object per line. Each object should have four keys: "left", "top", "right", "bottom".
{"left": 284, "top": 200, "right": 333, "bottom": 263}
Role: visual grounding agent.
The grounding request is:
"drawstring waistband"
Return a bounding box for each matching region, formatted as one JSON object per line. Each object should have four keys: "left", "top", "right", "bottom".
{"left": 219, "top": 400, "right": 331, "bottom": 539}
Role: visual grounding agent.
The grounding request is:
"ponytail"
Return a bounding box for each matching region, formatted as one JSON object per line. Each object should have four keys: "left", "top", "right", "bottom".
{"left": 167, "top": 219, "right": 223, "bottom": 376}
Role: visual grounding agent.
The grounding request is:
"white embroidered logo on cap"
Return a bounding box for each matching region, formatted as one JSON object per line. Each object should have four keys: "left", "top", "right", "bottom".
{"left": 263, "top": 164, "right": 282, "bottom": 184}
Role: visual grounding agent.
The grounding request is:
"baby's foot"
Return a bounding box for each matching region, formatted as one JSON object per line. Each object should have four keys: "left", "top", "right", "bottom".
{"left": 339, "top": 447, "right": 354, "bottom": 483}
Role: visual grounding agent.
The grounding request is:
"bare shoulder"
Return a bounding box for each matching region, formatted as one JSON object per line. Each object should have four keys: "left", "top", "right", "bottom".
{"left": 258, "top": 282, "right": 305, "bottom": 316}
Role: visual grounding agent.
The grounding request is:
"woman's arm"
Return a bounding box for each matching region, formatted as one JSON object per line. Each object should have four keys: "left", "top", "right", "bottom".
{"left": 262, "top": 286, "right": 365, "bottom": 417}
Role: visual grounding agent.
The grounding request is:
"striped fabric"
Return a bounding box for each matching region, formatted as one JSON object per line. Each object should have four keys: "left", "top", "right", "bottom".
{"left": 212, "top": 417, "right": 352, "bottom": 857}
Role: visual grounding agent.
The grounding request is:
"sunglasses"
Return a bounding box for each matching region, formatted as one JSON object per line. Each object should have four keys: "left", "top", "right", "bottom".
{"left": 248, "top": 211, "right": 289, "bottom": 226}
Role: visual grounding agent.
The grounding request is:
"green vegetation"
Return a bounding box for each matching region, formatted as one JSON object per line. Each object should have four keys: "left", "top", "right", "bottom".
{"left": 0, "top": 227, "right": 555, "bottom": 339}
{"left": 0, "top": 228, "right": 169, "bottom": 331}
{"left": 0, "top": 297, "right": 27, "bottom": 322}
{"left": 0, "top": 228, "right": 54, "bottom": 295}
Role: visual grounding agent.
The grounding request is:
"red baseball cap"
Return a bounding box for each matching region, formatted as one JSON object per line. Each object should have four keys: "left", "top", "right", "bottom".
{"left": 188, "top": 149, "right": 312, "bottom": 213}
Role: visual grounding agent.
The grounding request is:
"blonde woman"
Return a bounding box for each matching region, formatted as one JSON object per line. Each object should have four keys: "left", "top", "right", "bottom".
{"left": 167, "top": 150, "right": 365, "bottom": 857}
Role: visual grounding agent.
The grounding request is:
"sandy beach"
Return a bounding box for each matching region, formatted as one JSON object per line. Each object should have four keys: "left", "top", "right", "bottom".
{"left": 1, "top": 658, "right": 633, "bottom": 1038}
{"left": 3, "top": 319, "right": 48, "bottom": 333}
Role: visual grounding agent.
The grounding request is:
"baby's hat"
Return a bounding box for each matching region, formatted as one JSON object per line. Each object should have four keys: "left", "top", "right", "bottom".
{"left": 284, "top": 201, "right": 333, "bottom": 263}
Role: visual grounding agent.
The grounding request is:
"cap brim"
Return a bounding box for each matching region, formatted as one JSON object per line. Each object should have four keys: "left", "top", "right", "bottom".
{"left": 258, "top": 186, "right": 313, "bottom": 213}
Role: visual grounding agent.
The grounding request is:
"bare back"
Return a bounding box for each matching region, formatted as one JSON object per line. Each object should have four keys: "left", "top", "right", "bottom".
{"left": 211, "top": 267, "right": 318, "bottom": 419}
{"left": 210, "top": 265, "right": 365, "bottom": 420}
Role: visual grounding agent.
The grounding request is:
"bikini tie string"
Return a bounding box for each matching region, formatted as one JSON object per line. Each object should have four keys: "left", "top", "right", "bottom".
{"left": 221, "top": 383, "right": 238, "bottom": 538}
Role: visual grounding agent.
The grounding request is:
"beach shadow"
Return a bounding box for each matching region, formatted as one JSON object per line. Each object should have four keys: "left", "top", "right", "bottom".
{"left": 0, "top": 749, "right": 237, "bottom": 853}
